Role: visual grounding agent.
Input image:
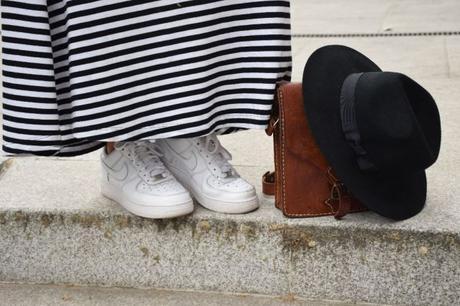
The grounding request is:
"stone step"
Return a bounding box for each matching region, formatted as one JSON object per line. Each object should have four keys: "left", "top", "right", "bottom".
{"left": 0, "top": 283, "right": 385, "bottom": 306}
{"left": 0, "top": 132, "right": 459, "bottom": 306}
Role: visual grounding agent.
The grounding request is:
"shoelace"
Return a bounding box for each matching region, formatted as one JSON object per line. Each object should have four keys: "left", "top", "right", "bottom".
{"left": 115, "top": 140, "right": 169, "bottom": 182}
{"left": 201, "top": 134, "right": 238, "bottom": 179}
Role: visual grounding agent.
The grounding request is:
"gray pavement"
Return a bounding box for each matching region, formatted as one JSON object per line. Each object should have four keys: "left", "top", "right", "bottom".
{"left": 0, "top": 283, "right": 386, "bottom": 306}
{"left": 291, "top": 0, "right": 460, "bottom": 34}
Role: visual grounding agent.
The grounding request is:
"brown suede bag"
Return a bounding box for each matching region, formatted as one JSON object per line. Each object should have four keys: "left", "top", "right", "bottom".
{"left": 263, "top": 81, "right": 367, "bottom": 219}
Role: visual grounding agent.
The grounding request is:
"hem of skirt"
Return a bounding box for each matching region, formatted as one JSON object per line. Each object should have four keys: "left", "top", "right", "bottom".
{"left": 1, "top": 122, "right": 268, "bottom": 157}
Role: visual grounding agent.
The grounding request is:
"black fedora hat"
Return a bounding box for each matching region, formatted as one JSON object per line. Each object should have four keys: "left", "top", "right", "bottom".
{"left": 302, "top": 45, "right": 441, "bottom": 220}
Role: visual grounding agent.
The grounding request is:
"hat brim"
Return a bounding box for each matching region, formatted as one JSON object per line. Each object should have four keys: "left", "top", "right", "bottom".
{"left": 302, "top": 45, "right": 426, "bottom": 220}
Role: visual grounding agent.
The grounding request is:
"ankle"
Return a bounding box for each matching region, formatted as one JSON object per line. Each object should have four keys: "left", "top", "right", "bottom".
{"left": 106, "top": 142, "right": 115, "bottom": 154}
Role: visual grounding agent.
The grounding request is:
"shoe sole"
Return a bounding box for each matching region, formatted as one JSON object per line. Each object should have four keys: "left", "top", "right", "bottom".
{"left": 170, "top": 172, "right": 259, "bottom": 214}
{"left": 101, "top": 182, "right": 194, "bottom": 219}
{"left": 193, "top": 190, "right": 259, "bottom": 214}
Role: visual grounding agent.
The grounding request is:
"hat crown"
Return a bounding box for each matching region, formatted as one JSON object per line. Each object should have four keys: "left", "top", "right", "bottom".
{"left": 351, "top": 72, "right": 441, "bottom": 174}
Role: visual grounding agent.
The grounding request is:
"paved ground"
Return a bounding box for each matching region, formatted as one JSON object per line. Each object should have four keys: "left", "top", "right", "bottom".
{"left": 291, "top": 0, "right": 460, "bottom": 34}
{"left": 0, "top": 283, "right": 386, "bottom": 306}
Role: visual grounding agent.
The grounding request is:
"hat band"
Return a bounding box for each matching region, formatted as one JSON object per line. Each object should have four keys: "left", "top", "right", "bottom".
{"left": 340, "top": 73, "right": 378, "bottom": 172}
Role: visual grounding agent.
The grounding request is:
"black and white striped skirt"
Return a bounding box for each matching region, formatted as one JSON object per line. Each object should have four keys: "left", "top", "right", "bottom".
{"left": 1, "top": 0, "right": 292, "bottom": 156}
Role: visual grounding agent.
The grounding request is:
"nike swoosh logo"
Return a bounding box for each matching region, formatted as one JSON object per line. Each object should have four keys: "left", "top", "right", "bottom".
{"left": 178, "top": 150, "right": 198, "bottom": 172}
{"left": 102, "top": 161, "right": 129, "bottom": 181}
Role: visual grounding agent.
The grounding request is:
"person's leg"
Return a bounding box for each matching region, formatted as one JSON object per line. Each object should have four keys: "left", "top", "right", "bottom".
{"left": 105, "top": 142, "right": 115, "bottom": 154}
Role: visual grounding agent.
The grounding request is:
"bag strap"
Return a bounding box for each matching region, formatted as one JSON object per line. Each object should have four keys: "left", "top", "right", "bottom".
{"left": 262, "top": 171, "right": 276, "bottom": 196}
{"left": 325, "top": 168, "right": 353, "bottom": 219}
{"left": 262, "top": 82, "right": 282, "bottom": 196}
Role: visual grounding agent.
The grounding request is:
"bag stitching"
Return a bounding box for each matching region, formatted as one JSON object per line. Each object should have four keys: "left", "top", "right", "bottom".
{"left": 279, "top": 87, "right": 326, "bottom": 216}
{"left": 278, "top": 85, "right": 363, "bottom": 217}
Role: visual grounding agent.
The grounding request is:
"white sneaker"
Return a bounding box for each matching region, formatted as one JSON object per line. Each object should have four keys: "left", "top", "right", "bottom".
{"left": 100, "top": 140, "right": 194, "bottom": 218}
{"left": 156, "top": 134, "right": 259, "bottom": 214}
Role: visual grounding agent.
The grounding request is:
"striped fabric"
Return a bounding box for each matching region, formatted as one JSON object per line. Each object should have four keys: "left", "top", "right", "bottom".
{"left": 1, "top": 0, "right": 292, "bottom": 156}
